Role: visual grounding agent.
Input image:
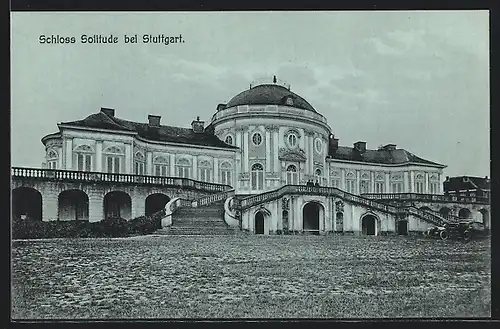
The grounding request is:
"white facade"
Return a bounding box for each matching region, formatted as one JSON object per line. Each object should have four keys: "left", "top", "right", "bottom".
{"left": 41, "top": 84, "right": 445, "bottom": 197}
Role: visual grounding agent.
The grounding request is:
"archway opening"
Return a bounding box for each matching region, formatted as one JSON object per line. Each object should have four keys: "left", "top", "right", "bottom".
{"left": 12, "top": 187, "right": 42, "bottom": 221}
{"left": 362, "top": 214, "right": 377, "bottom": 235}
{"left": 397, "top": 220, "right": 408, "bottom": 235}
{"left": 458, "top": 208, "right": 472, "bottom": 220}
{"left": 479, "top": 209, "right": 490, "bottom": 230}
{"left": 439, "top": 207, "right": 451, "bottom": 218}
{"left": 303, "top": 202, "right": 320, "bottom": 235}
{"left": 255, "top": 212, "right": 265, "bottom": 234}
{"left": 104, "top": 191, "right": 132, "bottom": 220}
{"left": 58, "top": 190, "right": 89, "bottom": 221}
{"left": 145, "top": 193, "right": 170, "bottom": 216}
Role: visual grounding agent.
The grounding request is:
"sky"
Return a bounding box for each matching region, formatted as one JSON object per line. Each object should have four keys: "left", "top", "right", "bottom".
{"left": 11, "top": 11, "right": 490, "bottom": 178}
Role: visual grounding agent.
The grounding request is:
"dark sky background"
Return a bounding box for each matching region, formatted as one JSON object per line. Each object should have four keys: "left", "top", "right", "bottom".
{"left": 11, "top": 11, "right": 490, "bottom": 178}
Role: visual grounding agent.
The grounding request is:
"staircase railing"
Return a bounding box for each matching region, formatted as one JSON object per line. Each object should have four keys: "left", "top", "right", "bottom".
{"left": 233, "top": 185, "right": 456, "bottom": 228}
{"left": 192, "top": 189, "right": 236, "bottom": 207}
{"left": 361, "top": 192, "right": 489, "bottom": 205}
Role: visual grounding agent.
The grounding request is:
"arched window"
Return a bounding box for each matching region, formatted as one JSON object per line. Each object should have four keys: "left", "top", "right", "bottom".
{"left": 103, "top": 146, "right": 124, "bottom": 174}
{"left": 153, "top": 156, "right": 169, "bottom": 177}
{"left": 345, "top": 171, "right": 356, "bottom": 194}
{"left": 224, "top": 135, "right": 233, "bottom": 145}
{"left": 176, "top": 157, "right": 191, "bottom": 178}
{"left": 134, "top": 151, "right": 146, "bottom": 176}
{"left": 286, "top": 164, "right": 298, "bottom": 185}
{"left": 375, "top": 173, "right": 385, "bottom": 193}
{"left": 391, "top": 174, "right": 403, "bottom": 193}
{"left": 198, "top": 160, "right": 212, "bottom": 182}
{"left": 360, "top": 173, "right": 371, "bottom": 194}
{"left": 251, "top": 163, "right": 264, "bottom": 190}
{"left": 220, "top": 161, "right": 233, "bottom": 186}
{"left": 429, "top": 174, "right": 440, "bottom": 194}
{"left": 414, "top": 173, "right": 424, "bottom": 193}
{"left": 74, "top": 144, "right": 94, "bottom": 172}
{"left": 46, "top": 149, "right": 58, "bottom": 169}
{"left": 252, "top": 132, "right": 263, "bottom": 146}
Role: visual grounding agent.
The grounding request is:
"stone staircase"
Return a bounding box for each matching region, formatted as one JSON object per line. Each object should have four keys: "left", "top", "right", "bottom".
{"left": 155, "top": 201, "right": 238, "bottom": 235}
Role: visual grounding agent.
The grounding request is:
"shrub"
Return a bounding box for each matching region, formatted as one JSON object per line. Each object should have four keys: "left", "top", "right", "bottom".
{"left": 95, "top": 217, "right": 129, "bottom": 237}
{"left": 12, "top": 217, "right": 48, "bottom": 239}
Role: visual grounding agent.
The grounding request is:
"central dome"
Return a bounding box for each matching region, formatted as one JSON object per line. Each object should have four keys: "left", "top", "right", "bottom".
{"left": 224, "top": 84, "right": 317, "bottom": 113}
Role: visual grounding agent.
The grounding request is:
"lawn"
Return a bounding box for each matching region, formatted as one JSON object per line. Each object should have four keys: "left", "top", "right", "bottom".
{"left": 11, "top": 235, "right": 491, "bottom": 319}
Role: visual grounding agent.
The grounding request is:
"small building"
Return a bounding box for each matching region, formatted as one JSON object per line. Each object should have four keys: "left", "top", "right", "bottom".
{"left": 443, "top": 176, "right": 490, "bottom": 200}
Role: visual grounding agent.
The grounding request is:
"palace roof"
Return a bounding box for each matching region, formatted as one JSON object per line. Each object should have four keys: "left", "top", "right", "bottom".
{"left": 328, "top": 146, "right": 446, "bottom": 167}
{"left": 57, "top": 110, "right": 238, "bottom": 150}
{"left": 222, "top": 84, "right": 317, "bottom": 113}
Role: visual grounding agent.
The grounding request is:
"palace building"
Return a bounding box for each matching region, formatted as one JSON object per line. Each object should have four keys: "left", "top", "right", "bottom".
{"left": 12, "top": 78, "right": 490, "bottom": 235}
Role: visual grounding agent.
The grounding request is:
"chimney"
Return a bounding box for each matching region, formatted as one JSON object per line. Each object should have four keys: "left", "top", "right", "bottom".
{"left": 382, "top": 144, "right": 397, "bottom": 151}
{"left": 101, "top": 107, "right": 115, "bottom": 117}
{"left": 148, "top": 115, "right": 161, "bottom": 127}
{"left": 329, "top": 134, "right": 339, "bottom": 154}
{"left": 446, "top": 176, "right": 450, "bottom": 181}
{"left": 354, "top": 141, "right": 367, "bottom": 153}
{"left": 191, "top": 116, "right": 205, "bottom": 133}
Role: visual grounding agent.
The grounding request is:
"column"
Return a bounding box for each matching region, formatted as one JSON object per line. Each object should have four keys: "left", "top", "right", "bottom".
{"left": 65, "top": 138, "right": 73, "bottom": 170}
{"left": 88, "top": 193, "right": 104, "bottom": 223}
{"left": 42, "top": 189, "right": 58, "bottom": 221}
{"left": 146, "top": 151, "right": 153, "bottom": 175}
{"left": 95, "top": 141, "right": 103, "bottom": 172}
{"left": 409, "top": 171, "right": 415, "bottom": 193}
{"left": 192, "top": 155, "right": 198, "bottom": 180}
{"left": 235, "top": 129, "right": 243, "bottom": 175}
{"left": 403, "top": 172, "right": 410, "bottom": 193}
{"left": 170, "top": 154, "right": 176, "bottom": 176}
{"left": 424, "top": 172, "right": 429, "bottom": 193}
{"left": 125, "top": 143, "right": 132, "bottom": 174}
{"left": 385, "top": 172, "right": 390, "bottom": 193}
{"left": 356, "top": 170, "right": 360, "bottom": 195}
{"left": 265, "top": 129, "right": 271, "bottom": 172}
{"left": 243, "top": 130, "right": 249, "bottom": 172}
{"left": 214, "top": 157, "right": 219, "bottom": 183}
{"left": 341, "top": 168, "right": 346, "bottom": 191}
{"left": 273, "top": 129, "right": 279, "bottom": 172}
{"left": 309, "top": 133, "right": 314, "bottom": 176}
{"left": 58, "top": 146, "right": 63, "bottom": 169}
{"left": 370, "top": 171, "right": 375, "bottom": 193}
{"left": 131, "top": 193, "right": 145, "bottom": 219}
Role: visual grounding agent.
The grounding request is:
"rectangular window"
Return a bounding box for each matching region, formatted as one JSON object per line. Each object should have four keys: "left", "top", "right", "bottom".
{"left": 331, "top": 179, "right": 340, "bottom": 188}
{"left": 221, "top": 170, "right": 232, "bottom": 186}
{"left": 85, "top": 155, "right": 91, "bottom": 172}
{"left": 346, "top": 180, "right": 355, "bottom": 194}
{"left": 360, "top": 180, "right": 370, "bottom": 194}
{"left": 48, "top": 160, "right": 57, "bottom": 169}
{"left": 155, "top": 164, "right": 168, "bottom": 176}
{"left": 429, "top": 182, "right": 439, "bottom": 194}
{"left": 135, "top": 162, "right": 145, "bottom": 175}
{"left": 375, "top": 182, "right": 385, "bottom": 193}
{"left": 77, "top": 154, "right": 92, "bottom": 172}
{"left": 177, "top": 166, "right": 190, "bottom": 178}
{"left": 106, "top": 156, "right": 121, "bottom": 174}
{"left": 415, "top": 182, "right": 424, "bottom": 193}
{"left": 392, "top": 182, "right": 403, "bottom": 193}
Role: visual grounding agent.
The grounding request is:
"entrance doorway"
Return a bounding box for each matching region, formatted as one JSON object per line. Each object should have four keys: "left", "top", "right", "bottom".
{"left": 397, "top": 220, "right": 408, "bottom": 235}
{"left": 255, "top": 212, "right": 265, "bottom": 234}
{"left": 303, "top": 202, "right": 320, "bottom": 235}
{"left": 362, "top": 214, "right": 377, "bottom": 235}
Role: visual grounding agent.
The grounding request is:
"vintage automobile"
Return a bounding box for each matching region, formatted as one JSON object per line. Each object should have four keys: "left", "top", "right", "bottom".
{"left": 425, "top": 221, "right": 485, "bottom": 241}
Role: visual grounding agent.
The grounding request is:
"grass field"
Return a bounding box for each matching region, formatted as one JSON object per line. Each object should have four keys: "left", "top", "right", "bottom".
{"left": 11, "top": 235, "right": 491, "bottom": 319}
